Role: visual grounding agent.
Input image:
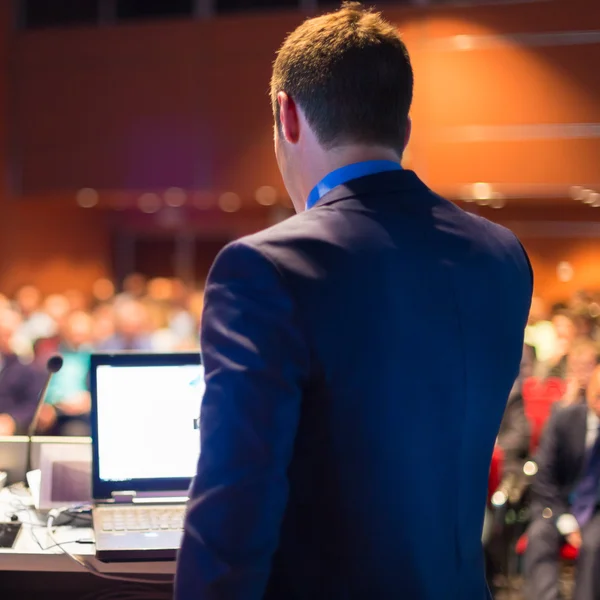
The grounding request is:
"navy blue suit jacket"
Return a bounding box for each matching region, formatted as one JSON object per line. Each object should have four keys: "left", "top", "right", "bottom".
{"left": 176, "top": 170, "right": 533, "bottom": 600}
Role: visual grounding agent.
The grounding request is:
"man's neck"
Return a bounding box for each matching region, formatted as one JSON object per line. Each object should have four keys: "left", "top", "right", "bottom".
{"left": 303, "top": 145, "right": 401, "bottom": 204}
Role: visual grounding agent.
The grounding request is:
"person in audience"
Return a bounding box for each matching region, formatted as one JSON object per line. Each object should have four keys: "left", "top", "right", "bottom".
{"left": 65, "top": 289, "right": 88, "bottom": 313}
{"left": 116, "top": 273, "right": 148, "bottom": 303}
{"left": 545, "top": 309, "right": 578, "bottom": 379}
{"left": 168, "top": 279, "right": 197, "bottom": 345}
{"left": 14, "top": 285, "right": 55, "bottom": 343}
{"left": 554, "top": 338, "right": 599, "bottom": 410}
{"left": 41, "top": 311, "right": 94, "bottom": 436}
{"left": 97, "top": 299, "right": 153, "bottom": 351}
{"left": 91, "top": 304, "right": 116, "bottom": 348}
{"left": 0, "top": 309, "right": 46, "bottom": 435}
{"left": 525, "top": 365, "right": 600, "bottom": 599}
{"left": 31, "top": 294, "right": 73, "bottom": 366}
{"left": 92, "top": 278, "right": 116, "bottom": 306}
{"left": 525, "top": 297, "right": 557, "bottom": 365}
{"left": 485, "top": 347, "right": 533, "bottom": 589}
{"left": 42, "top": 293, "right": 71, "bottom": 336}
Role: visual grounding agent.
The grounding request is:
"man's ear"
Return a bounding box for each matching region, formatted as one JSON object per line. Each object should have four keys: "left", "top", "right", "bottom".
{"left": 277, "top": 91, "right": 300, "bottom": 145}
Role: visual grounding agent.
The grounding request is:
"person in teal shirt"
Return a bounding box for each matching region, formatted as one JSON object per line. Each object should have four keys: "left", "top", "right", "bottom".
{"left": 44, "top": 311, "right": 94, "bottom": 436}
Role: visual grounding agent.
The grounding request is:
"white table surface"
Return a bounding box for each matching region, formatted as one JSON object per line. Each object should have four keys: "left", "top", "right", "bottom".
{"left": 0, "top": 486, "right": 176, "bottom": 576}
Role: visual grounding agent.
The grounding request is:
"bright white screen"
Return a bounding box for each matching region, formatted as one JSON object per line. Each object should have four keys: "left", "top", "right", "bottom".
{"left": 96, "top": 364, "right": 204, "bottom": 482}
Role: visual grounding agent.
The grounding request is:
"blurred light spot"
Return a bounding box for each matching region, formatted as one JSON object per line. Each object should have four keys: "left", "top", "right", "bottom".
{"left": 138, "top": 193, "right": 161, "bottom": 214}
{"left": 454, "top": 35, "right": 473, "bottom": 51}
{"left": 164, "top": 187, "right": 186, "bottom": 208}
{"left": 590, "top": 192, "right": 600, "bottom": 207}
{"left": 582, "top": 189, "right": 594, "bottom": 204}
{"left": 490, "top": 193, "right": 506, "bottom": 209}
{"left": 523, "top": 460, "right": 538, "bottom": 476}
{"left": 473, "top": 182, "right": 492, "bottom": 201}
{"left": 148, "top": 278, "right": 172, "bottom": 301}
{"left": 491, "top": 491, "right": 507, "bottom": 507}
{"left": 218, "top": 192, "right": 241, "bottom": 213}
{"left": 156, "top": 207, "right": 184, "bottom": 228}
{"left": 542, "top": 507, "right": 553, "bottom": 519}
{"left": 76, "top": 188, "right": 98, "bottom": 208}
{"left": 254, "top": 186, "right": 278, "bottom": 206}
{"left": 570, "top": 185, "right": 584, "bottom": 201}
{"left": 192, "top": 191, "right": 216, "bottom": 210}
{"left": 92, "top": 278, "right": 115, "bottom": 302}
{"left": 590, "top": 303, "right": 600, "bottom": 318}
{"left": 557, "top": 261, "right": 574, "bottom": 283}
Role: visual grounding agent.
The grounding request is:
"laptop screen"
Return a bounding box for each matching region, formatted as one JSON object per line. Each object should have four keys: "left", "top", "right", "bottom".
{"left": 90, "top": 353, "right": 204, "bottom": 497}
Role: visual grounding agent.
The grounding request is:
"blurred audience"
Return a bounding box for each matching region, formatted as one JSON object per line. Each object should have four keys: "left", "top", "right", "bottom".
{"left": 1, "top": 277, "right": 600, "bottom": 597}
{"left": 0, "top": 275, "right": 203, "bottom": 436}
{"left": 525, "top": 297, "right": 556, "bottom": 364}
{"left": 554, "top": 338, "right": 600, "bottom": 411}
{"left": 15, "top": 285, "right": 55, "bottom": 344}
{"left": 97, "top": 299, "right": 154, "bottom": 352}
{"left": 525, "top": 366, "right": 600, "bottom": 600}
{"left": 485, "top": 347, "right": 533, "bottom": 590}
{"left": 545, "top": 309, "right": 578, "bottom": 379}
{"left": 0, "top": 308, "right": 46, "bottom": 435}
{"left": 42, "top": 311, "right": 94, "bottom": 436}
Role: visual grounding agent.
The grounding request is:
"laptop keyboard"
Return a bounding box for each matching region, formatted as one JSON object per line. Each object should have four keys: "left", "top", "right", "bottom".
{"left": 98, "top": 506, "right": 186, "bottom": 533}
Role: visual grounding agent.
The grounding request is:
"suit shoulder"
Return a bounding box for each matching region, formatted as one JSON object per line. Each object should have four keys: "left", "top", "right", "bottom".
{"left": 462, "top": 209, "right": 521, "bottom": 247}
{"left": 237, "top": 210, "right": 320, "bottom": 249}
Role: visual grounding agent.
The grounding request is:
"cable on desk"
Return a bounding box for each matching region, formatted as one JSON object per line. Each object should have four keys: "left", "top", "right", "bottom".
{"left": 47, "top": 508, "right": 174, "bottom": 587}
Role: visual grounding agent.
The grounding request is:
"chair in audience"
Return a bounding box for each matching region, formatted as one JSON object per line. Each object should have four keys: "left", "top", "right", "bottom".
{"left": 521, "top": 376, "right": 566, "bottom": 451}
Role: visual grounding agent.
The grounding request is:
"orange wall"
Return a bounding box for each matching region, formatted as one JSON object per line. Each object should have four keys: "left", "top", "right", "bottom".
{"left": 12, "top": 0, "right": 600, "bottom": 197}
{"left": 1, "top": 0, "right": 600, "bottom": 299}
{"left": 523, "top": 237, "right": 600, "bottom": 303}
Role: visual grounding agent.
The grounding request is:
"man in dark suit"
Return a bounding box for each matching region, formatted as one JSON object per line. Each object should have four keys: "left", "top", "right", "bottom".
{"left": 176, "top": 4, "right": 533, "bottom": 599}
{"left": 525, "top": 366, "right": 600, "bottom": 599}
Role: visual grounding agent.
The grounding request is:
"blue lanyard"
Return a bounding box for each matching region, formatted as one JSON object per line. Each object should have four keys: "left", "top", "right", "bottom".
{"left": 306, "top": 160, "right": 402, "bottom": 209}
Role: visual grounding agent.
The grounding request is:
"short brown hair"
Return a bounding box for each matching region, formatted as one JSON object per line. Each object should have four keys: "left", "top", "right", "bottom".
{"left": 271, "top": 2, "right": 413, "bottom": 155}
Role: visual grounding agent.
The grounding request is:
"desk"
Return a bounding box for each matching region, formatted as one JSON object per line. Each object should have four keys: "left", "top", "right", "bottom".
{"left": 0, "top": 487, "right": 174, "bottom": 597}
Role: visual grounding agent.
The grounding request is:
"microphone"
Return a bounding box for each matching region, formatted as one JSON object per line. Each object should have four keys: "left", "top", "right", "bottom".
{"left": 25, "top": 355, "right": 63, "bottom": 476}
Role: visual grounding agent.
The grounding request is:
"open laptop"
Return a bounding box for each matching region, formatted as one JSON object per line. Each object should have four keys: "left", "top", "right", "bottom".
{"left": 90, "top": 352, "right": 204, "bottom": 561}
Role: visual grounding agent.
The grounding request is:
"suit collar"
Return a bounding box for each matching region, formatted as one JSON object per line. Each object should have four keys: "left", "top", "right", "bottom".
{"left": 312, "top": 169, "right": 431, "bottom": 210}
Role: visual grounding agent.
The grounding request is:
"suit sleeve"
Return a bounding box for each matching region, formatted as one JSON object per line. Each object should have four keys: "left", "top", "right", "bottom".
{"left": 497, "top": 388, "right": 530, "bottom": 475}
{"left": 531, "top": 411, "right": 569, "bottom": 519}
{"left": 175, "top": 240, "right": 310, "bottom": 600}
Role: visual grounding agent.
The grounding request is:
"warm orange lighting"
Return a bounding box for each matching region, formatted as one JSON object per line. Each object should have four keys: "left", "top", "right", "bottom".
{"left": 138, "top": 193, "right": 161, "bottom": 214}
{"left": 557, "top": 261, "right": 574, "bottom": 283}
{"left": 192, "top": 191, "right": 216, "bottom": 210}
{"left": 218, "top": 192, "right": 241, "bottom": 213}
{"left": 490, "top": 193, "right": 506, "bottom": 209}
{"left": 164, "top": 187, "right": 186, "bottom": 207}
{"left": 76, "top": 188, "right": 99, "bottom": 208}
{"left": 255, "top": 186, "right": 277, "bottom": 206}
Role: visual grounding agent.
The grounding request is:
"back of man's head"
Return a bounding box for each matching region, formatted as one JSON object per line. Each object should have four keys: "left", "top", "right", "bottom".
{"left": 271, "top": 2, "right": 413, "bottom": 155}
